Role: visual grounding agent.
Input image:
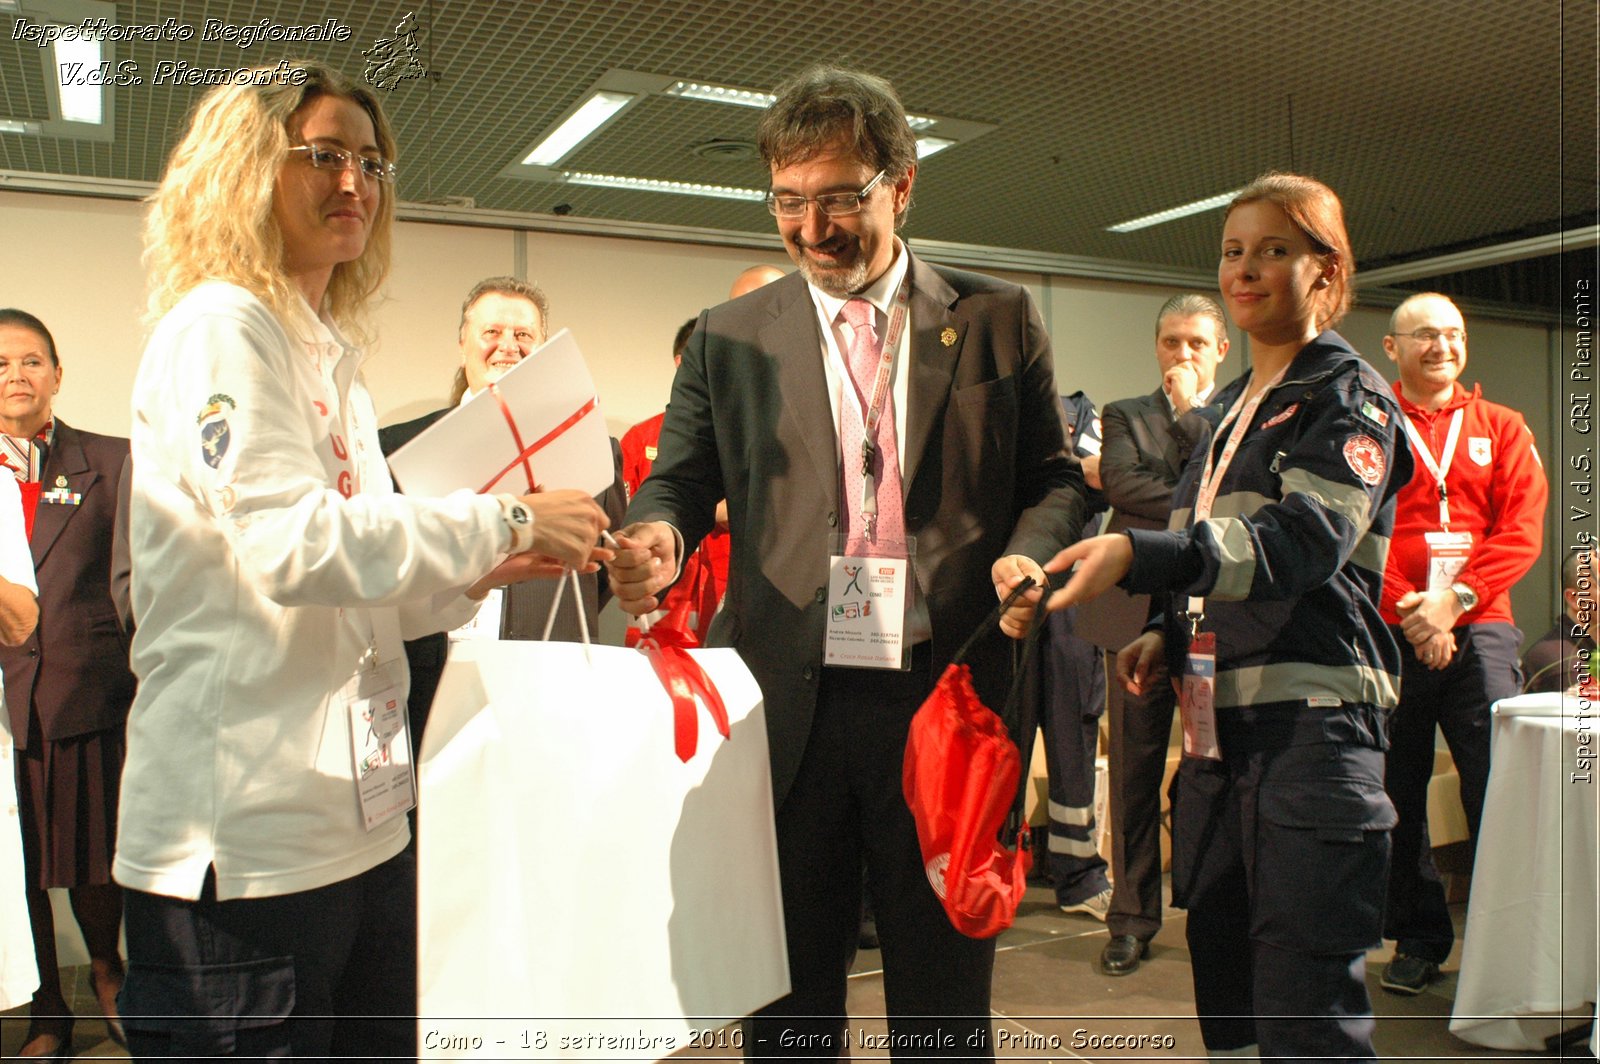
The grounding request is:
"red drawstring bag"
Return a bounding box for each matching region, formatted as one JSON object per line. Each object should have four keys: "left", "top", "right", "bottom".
{"left": 903, "top": 578, "right": 1043, "bottom": 939}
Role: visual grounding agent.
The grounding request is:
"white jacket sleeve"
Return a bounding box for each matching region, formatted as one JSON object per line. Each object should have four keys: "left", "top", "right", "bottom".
{"left": 149, "top": 294, "right": 510, "bottom": 610}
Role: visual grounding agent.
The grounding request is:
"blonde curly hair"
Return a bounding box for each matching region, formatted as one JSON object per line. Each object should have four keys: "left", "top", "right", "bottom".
{"left": 143, "top": 60, "right": 395, "bottom": 340}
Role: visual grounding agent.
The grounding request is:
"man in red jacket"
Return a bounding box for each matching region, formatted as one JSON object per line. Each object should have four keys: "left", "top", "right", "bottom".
{"left": 1377, "top": 292, "right": 1548, "bottom": 994}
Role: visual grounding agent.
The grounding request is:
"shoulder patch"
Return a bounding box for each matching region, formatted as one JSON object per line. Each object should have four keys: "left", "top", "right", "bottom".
{"left": 197, "top": 394, "right": 236, "bottom": 470}
{"left": 1359, "top": 400, "right": 1391, "bottom": 429}
{"left": 1343, "top": 435, "right": 1386, "bottom": 486}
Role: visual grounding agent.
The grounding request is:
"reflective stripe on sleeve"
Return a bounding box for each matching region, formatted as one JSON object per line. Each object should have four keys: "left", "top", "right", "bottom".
{"left": 1202, "top": 515, "right": 1258, "bottom": 601}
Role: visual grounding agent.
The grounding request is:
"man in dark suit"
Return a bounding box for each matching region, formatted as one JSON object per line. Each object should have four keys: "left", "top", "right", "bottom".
{"left": 379, "top": 278, "right": 626, "bottom": 741}
{"left": 608, "top": 67, "right": 1085, "bottom": 1059}
{"left": 1074, "top": 293, "right": 1228, "bottom": 976}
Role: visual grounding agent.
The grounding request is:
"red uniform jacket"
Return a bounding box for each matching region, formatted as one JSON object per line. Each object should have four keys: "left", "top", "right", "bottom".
{"left": 1380, "top": 382, "right": 1547, "bottom": 627}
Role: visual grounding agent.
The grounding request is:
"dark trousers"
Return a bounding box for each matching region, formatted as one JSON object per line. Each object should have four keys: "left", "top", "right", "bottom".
{"left": 1038, "top": 612, "right": 1109, "bottom": 905}
{"left": 1172, "top": 703, "right": 1394, "bottom": 1061}
{"left": 118, "top": 849, "right": 417, "bottom": 1062}
{"left": 1382, "top": 622, "right": 1521, "bottom": 963}
{"left": 745, "top": 648, "right": 993, "bottom": 1062}
{"left": 1104, "top": 652, "right": 1177, "bottom": 942}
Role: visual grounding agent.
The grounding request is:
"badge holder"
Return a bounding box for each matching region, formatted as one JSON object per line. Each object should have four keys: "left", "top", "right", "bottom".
{"left": 824, "top": 534, "right": 916, "bottom": 671}
{"left": 1178, "top": 609, "right": 1222, "bottom": 762}
{"left": 1424, "top": 530, "right": 1473, "bottom": 591}
{"left": 346, "top": 649, "right": 414, "bottom": 831}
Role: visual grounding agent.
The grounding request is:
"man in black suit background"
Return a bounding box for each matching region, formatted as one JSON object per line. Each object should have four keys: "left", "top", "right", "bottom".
{"left": 1074, "top": 293, "right": 1228, "bottom": 976}
{"left": 379, "top": 277, "right": 626, "bottom": 742}
{"left": 608, "top": 66, "right": 1086, "bottom": 1060}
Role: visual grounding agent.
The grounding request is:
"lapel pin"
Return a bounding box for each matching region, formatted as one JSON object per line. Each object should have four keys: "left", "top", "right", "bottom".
{"left": 939, "top": 327, "right": 957, "bottom": 348}
{"left": 54, "top": 475, "right": 67, "bottom": 488}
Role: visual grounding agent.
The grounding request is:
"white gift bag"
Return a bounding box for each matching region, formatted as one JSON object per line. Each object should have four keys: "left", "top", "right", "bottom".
{"left": 417, "top": 633, "right": 788, "bottom": 1061}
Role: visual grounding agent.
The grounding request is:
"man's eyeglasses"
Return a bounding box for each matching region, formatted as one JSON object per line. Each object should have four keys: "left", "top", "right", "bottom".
{"left": 765, "top": 170, "right": 886, "bottom": 218}
{"left": 1391, "top": 327, "right": 1466, "bottom": 345}
{"left": 289, "top": 144, "right": 397, "bottom": 183}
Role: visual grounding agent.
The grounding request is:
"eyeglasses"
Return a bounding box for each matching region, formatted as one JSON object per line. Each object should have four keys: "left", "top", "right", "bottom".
{"left": 288, "top": 144, "right": 397, "bottom": 183}
{"left": 1391, "top": 327, "right": 1467, "bottom": 345}
{"left": 765, "top": 170, "right": 886, "bottom": 218}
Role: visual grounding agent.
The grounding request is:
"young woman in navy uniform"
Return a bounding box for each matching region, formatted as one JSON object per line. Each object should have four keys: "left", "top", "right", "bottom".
{"left": 1045, "top": 172, "right": 1411, "bottom": 1061}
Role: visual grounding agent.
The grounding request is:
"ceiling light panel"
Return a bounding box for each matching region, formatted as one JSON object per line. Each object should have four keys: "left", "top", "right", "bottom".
{"left": 1107, "top": 189, "right": 1245, "bottom": 233}
{"left": 521, "top": 90, "right": 637, "bottom": 166}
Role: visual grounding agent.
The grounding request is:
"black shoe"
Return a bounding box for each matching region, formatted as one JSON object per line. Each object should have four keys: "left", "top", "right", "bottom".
{"left": 1099, "top": 934, "right": 1148, "bottom": 976}
{"left": 1380, "top": 954, "right": 1441, "bottom": 995}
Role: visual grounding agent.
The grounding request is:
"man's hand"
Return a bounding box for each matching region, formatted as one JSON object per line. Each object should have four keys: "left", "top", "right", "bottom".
{"left": 1395, "top": 588, "right": 1466, "bottom": 646}
{"left": 1414, "top": 629, "right": 1458, "bottom": 671}
{"left": 1115, "top": 631, "right": 1167, "bottom": 696}
{"left": 1080, "top": 453, "right": 1103, "bottom": 491}
{"left": 992, "top": 555, "right": 1047, "bottom": 638}
{"left": 1164, "top": 363, "right": 1201, "bottom": 416}
{"left": 1042, "top": 533, "right": 1134, "bottom": 613}
{"left": 521, "top": 490, "right": 610, "bottom": 569}
{"left": 606, "top": 521, "right": 680, "bottom": 615}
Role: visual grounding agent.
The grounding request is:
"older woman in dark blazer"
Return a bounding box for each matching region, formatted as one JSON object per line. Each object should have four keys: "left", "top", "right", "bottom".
{"left": 0, "top": 308, "right": 133, "bottom": 1057}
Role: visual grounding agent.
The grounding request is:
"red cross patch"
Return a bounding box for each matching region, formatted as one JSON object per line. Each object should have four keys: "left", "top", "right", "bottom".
{"left": 1343, "top": 435, "right": 1386, "bottom": 486}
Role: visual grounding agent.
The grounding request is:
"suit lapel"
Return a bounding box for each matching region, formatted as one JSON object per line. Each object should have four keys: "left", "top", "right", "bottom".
{"left": 763, "top": 286, "right": 839, "bottom": 512}
{"left": 30, "top": 419, "right": 94, "bottom": 568}
{"left": 902, "top": 254, "right": 959, "bottom": 490}
{"left": 1137, "top": 390, "right": 1183, "bottom": 475}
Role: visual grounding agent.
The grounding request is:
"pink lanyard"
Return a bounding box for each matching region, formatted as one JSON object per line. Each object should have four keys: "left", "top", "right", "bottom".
{"left": 1187, "top": 365, "right": 1288, "bottom": 621}
{"left": 847, "top": 276, "right": 912, "bottom": 536}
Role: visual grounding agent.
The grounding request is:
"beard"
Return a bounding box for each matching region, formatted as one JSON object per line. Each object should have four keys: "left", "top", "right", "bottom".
{"left": 792, "top": 239, "right": 873, "bottom": 297}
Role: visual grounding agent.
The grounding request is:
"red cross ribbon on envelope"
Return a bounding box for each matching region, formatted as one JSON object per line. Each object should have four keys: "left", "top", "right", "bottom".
{"left": 478, "top": 384, "right": 599, "bottom": 494}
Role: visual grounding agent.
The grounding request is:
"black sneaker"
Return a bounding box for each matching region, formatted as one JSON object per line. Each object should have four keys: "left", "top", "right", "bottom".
{"left": 1380, "top": 954, "right": 1441, "bottom": 995}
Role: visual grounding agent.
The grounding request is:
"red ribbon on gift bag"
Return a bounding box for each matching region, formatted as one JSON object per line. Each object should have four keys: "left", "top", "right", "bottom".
{"left": 636, "top": 606, "right": 730, "bottom": 763}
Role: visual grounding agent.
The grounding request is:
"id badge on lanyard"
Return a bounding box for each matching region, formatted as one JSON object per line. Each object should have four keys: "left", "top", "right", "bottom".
{"left": 1424, "top": 530, "right": 1473, "bottom": 591}
{"left": 824, "top": 538, "right": 915, "bottom": 670}
{"left": 345, "top": 654, "right": 414, "bottom": 831}
{"left": 1180, "top": 630, "right": 1221, "bottom": 761}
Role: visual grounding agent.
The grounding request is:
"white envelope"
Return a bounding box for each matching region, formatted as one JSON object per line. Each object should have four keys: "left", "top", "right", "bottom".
{"left": 387, "top": 328, "right": 612, "bottom": 498}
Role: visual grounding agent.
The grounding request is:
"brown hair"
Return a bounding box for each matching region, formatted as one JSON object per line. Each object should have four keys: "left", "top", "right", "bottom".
{"left": 0, "top": 308, "right": 58, "bottom": 366}
{"left": 1226, "top": 172, "right": 1354, "bottom": 330}
{"left": 758, "top": 66, "right": 918, "bottom": 225}
{"left": 1155, "top": 293, "right": 1227, "bottom": 338}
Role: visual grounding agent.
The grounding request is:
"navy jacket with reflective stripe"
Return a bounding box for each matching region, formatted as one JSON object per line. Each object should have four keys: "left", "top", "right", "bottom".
{"left": 1123, "top": 331, "right": 1413, "bottom": 711}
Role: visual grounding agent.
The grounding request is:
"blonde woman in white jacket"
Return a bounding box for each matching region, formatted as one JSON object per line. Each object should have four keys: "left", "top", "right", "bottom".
{"left": 115, "top": 60, "right": 609, "bottom": 1060}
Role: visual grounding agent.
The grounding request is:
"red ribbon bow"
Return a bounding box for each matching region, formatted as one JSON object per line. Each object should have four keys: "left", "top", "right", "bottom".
{"left": 637, "top": 620, "right": 730, "bottom": 762}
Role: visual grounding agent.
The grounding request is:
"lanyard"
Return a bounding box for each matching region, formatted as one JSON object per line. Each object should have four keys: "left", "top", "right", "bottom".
{"left": 1400, "top": 408, "right": 1464, "bottom": 530}
{"left": 840, "top": 275, "right": 912, "bottom": 540}
{"left": 1186, "top": 365, "right": 1289, "bottom": 624}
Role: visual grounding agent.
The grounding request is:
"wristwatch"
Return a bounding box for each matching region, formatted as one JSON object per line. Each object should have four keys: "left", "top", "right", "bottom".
{"left": 495, "top": 494, "right": 536, "bottom": 553}
{"left": 1449, "top": 581, "right": 1479, "bottom": 612}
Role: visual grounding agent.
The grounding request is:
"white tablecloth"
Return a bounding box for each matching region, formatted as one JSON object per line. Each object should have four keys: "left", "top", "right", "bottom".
{"left": 1449, "top": 693, "right": 1598, "bottom": 1052}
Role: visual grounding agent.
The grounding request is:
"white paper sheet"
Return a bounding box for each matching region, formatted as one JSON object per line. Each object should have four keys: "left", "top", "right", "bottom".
{"left": 387, "top": 329, "right": 612, "bottom": 498}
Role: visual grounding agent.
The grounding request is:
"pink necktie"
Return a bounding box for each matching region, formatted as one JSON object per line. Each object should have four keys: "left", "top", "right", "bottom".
{"left": 839, "top": 297, "right": 905, "bottom": 554}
